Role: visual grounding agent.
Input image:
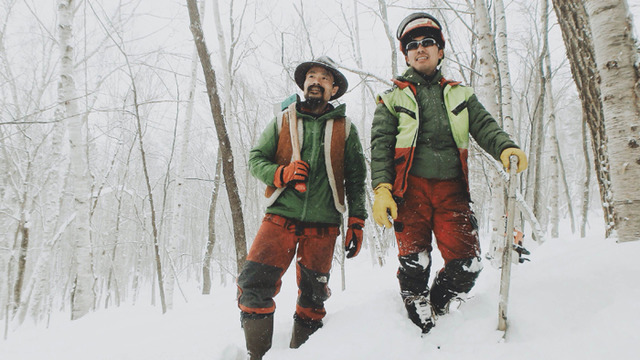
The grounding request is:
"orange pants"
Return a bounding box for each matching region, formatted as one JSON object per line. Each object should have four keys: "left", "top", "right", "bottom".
{"left": 394, "top": 175, "right": 482, "bottom": 300}
{"left": 394, "top": 175, "right": 480, "bottom": 260}
{"left": 237, "top": 214, "right": 339, "bottom": 322}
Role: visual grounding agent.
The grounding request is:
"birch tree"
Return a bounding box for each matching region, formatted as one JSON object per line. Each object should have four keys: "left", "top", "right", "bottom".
{"left": 58, "top": 0, "right": 95, "bottom": 320}
{"left": 585, "top": 0, "right": 640, "bottom": 242}
{"left": 494, "top": 0, "right": 515, "bottom": 135}
{"left": 552, "top": 0, "right": 614, "bottom": 236}
{"left": 473, "top": 0, "right": 508, "bottom": 258}
{"left": 541, "top": 0, "right": 560, "bottom": 238}
{"left": 203, "top": 153, "right": 222, "bottom": 294}
{"left": 581, "top": 120, "right": 591, "bottom": 237}
{"left": 530, "top": 0, "right": 548, "bottom": 238}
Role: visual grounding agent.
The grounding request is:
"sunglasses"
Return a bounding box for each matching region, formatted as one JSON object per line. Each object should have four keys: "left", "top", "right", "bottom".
{"left": 405, "top": 38, "right": 438, "bottom": 51}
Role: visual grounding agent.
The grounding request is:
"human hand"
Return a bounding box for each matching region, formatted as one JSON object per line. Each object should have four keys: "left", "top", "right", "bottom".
{"left": 500, "top": 148, "right": 527, "bottom": 173}
{"left": 274, "top": 160, "right": 310, "bottom": 189}
{"left": 372, "top": 183, "right": 397, "bottom": 229}
{"left": 345, "top": 217, "right": 365, "bottom": 258}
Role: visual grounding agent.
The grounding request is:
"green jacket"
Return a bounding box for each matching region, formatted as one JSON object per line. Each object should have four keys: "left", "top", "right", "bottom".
{"left": 249, "top": 101, "right": 367, "bottom": 224}
{"left": 371, "top": 68, "right": 518, "bottom": 198}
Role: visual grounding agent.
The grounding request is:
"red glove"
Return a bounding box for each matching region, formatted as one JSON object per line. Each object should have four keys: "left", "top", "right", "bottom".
{"left": 344, "top": 217, "right": 365, "bottom": 259}
{"left": 274, "top": 160, "right": 310, "bottom": 188}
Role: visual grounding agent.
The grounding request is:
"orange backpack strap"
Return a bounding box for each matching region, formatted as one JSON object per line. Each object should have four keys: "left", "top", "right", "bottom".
{"left": 265, "top": 112, "right": 294, "bottom": 198}
{"left": 324, "top": 117, "right": 349, "bottom": 212}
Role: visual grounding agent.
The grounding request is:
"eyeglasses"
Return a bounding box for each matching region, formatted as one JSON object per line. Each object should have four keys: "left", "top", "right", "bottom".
{"left": 405, "top": 38, "right": 438, "bottom": 51}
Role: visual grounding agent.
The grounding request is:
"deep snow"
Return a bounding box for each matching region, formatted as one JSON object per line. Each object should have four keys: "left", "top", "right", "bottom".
{"left": 1, "top": 217, "right": 638, "bottom": 360}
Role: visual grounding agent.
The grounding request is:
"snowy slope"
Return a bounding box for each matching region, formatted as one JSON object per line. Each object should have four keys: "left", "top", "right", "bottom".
{"left": 1, "top": 219, "right": 638, "bottom": 360}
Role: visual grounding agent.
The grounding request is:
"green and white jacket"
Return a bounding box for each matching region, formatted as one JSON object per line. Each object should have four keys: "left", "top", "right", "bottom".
{"left": 371, "top": 68, "right": 518, "bottom": 199}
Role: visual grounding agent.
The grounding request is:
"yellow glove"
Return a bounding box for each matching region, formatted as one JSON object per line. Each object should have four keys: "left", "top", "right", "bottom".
{"left": 372, "top": 183, "right": 397, "bottom": 229}
{"left": 500, "top": 148, "right": 528, "bottom": 173}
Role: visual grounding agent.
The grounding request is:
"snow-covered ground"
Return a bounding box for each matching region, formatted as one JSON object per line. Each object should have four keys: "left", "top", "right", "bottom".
{"left": 2, "top": 217, "right": 638, "bottom": 360}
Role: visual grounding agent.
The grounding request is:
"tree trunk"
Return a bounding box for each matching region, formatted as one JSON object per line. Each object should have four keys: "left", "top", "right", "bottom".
{"left": 474, "top": 0, "right": 507, "bottom": 259}
{"left": 585, "top": 0, "right": 640, "bottom": 242}
{"left": 187, "top": 0, "right": 248, "bottom": 274}
{"left": 58, "top": 0, "right": 95, "bottom": 320}
{"left": 531, "top": 0, "right": 548, "bottom": 239}
{"left": 541, "top": 0, "right": 560, "bottom": 238}
{"left": 203, "top": 152, "right": 222, "bottom": 294}
{"left": 12, "top": 192, "right": 29, "bottom": 315}
{"left": 494, "top": 0, "right": 515, "bottom": 135}
{"left": 552, "top": 0, "right": 615, "bottom": 236}
{"left": 581, "top": 120, "right": 591, "bottom": 238}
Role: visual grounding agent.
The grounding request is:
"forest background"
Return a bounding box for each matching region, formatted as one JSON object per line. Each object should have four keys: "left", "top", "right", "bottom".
{"left": 1, "top": 0, "right": 639, "bottom": 341}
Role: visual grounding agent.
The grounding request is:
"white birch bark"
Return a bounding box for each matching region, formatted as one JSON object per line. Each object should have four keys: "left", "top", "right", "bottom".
{"left": 58, "top": 0, "right": 94, "bottom": 320}
{"left": 585, "top": 0, "right": 640, "bottom": 242}
{"left": 494, "top": 0, "right": 515, "bottom": 135}
{"left": 541, "top": 0, "right": 559, "bottom": 238}
{"left": 531, "top": 0, "right": 548, "bottom": 239}
{"left": 581, "top": 120, "right": 591, "bottom": 238}
{"left": 546, "top": 88, "right": 560, "bottom": 238}
{"left": 474, "top": 0, "right": 507, "bottom": 263}
{"left": 552, "top": 0, "right": 614, "bottom": 235}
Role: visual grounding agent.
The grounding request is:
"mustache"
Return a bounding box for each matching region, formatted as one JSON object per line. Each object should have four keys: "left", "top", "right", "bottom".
{"left": 307, "top": 85, "right": 324, "bottom": 93}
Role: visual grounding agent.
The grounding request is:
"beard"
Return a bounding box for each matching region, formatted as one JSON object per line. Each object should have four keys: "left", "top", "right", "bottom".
{"left": 304, "top": 85, "right": 325, "bottom": 106}
{"left": 305, "top": 97, "right": 323, "bottom": 107}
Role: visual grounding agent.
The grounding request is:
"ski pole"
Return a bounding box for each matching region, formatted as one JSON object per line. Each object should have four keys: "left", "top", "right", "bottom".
{"left": 498, "top": 155, "right": 518, "bottom": 333}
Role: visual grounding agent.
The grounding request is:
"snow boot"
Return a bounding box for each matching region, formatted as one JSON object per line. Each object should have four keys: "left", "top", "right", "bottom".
{"left": 289, "top": 314, "right": 323, "bottom": 348}
{"left": 402, "top": 293, "right": 435, "bottom": 334}
{"left": 430, "top": 257, "right": 482, "bottom": 316}
{"left": 241, "top": 313, "right": 273, "bottom": 360}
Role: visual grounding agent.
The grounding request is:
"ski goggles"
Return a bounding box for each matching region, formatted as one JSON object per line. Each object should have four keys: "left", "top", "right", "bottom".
{"left": 405, "top": 38, "right": 438, "bottom": 52}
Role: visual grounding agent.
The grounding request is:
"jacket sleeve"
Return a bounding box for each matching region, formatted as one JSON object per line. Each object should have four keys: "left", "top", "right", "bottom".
{"left": 370, "top": 101, "right": 399, "bottom": 189}
{"left": 344, "top": 124, "right": 368, "bottom": 220}
{"left": 248, "top": 117, "right": 281, "bottom": 186}
{"left": 467, "top": 94, "right": 518, "bottom": 160}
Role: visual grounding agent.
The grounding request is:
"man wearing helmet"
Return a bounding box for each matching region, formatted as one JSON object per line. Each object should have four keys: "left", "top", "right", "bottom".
{"left": 237, "top": 56, "right": 367, "bottom": 358}
{"left": 370, "top": 13, "right": 528, "bottom": 334}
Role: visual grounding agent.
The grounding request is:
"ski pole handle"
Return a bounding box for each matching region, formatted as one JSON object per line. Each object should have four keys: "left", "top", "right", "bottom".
{"left": 509, "top": 155, "right": 518, "bottom": 175}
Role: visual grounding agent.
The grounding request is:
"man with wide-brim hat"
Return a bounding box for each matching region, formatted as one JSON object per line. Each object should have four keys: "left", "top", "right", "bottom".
{"left": 294, "top": 55, "right": 349, "bottom": 101}
{"left": 237, "top": 56, "right": 366, "bottom": 359}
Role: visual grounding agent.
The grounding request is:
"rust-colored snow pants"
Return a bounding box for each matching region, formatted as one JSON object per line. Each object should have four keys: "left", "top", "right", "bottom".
{"left": 394, "top": 175, "right": 482, "bottom": 302}
{"left": 237, "top": 214, "right": 339, "bottom": 322}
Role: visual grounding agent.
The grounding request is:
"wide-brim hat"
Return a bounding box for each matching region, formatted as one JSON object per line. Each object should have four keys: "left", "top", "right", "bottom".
{"left": 294, "top": 56, "right": 348, "bottom": 100}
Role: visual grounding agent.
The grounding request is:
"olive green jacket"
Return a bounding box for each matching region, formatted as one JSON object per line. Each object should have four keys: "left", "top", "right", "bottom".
{"left": 249, "top": 101, "right": 367, "bottom": 224}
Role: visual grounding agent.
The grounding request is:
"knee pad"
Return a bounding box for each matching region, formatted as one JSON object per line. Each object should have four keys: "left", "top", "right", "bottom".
{"left": 430, "top": 257, "right": 482, "bottom": 311}
{"left": 297, "top": 263, "right": 331, "bottom": 308}
{"left": 397, "top": 251, "right": 432, "bottom": 296}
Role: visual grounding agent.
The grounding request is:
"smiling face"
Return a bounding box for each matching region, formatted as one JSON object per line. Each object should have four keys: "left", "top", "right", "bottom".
{"left": 405, "top": 35, "right": 443, "bottom": 76}
{"left": 303, "top": 66, "right": 339, "bottom": 104}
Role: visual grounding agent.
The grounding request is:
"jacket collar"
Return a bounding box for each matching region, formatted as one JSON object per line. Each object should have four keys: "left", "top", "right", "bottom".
{"left": 397, "top": 67, "right": 443, "bottom": 86}
{"left": 297, "top": 102, "right": 346, "bottom": 120}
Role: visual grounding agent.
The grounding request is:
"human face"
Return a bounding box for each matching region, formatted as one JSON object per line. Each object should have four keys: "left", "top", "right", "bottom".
{"left": 405, "top": 35, "right": 443, "bottom": 76}
{"left": 303, "top": 66, "right": 339, "bottom": 104}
